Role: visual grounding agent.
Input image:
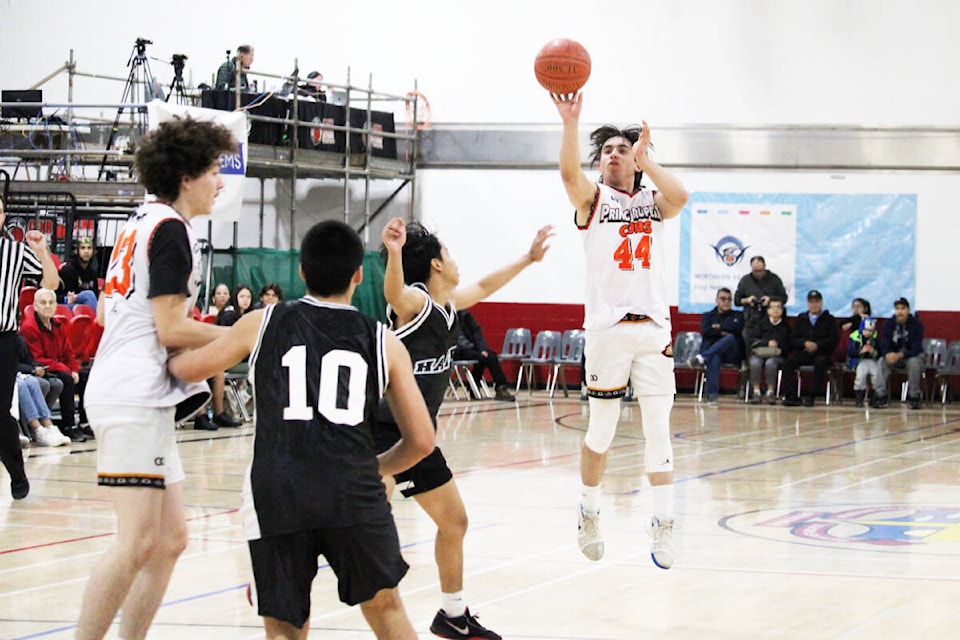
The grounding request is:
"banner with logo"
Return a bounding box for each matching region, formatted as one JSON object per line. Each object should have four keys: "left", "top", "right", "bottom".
{"left": 146, "top": 100, "right": 247, "bottom": 222}
{"left": 679, "top": 193, "right": 917, "bottom": 315}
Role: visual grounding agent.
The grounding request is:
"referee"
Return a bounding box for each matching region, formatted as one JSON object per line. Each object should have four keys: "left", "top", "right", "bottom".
{"left": 0, "top": 196, "right": 59, "bottom": 499}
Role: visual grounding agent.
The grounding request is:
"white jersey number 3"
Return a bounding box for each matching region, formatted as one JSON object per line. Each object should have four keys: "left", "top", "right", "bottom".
{"left": 281, "top": 345, "right": 368, "bottom": 425}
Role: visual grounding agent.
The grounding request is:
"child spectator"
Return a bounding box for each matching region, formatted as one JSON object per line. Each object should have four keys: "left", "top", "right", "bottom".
{"left": 847, "top": 317, "right": 882, "bottom": 407}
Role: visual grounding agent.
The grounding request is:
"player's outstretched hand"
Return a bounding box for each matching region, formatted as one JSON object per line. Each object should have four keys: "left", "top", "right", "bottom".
{"left": 527, "top": 225, "right": 556, "bottom": 263}
{"left": 381, "top": 217, "right": 407, "bottom": 254}
{"left": 552, "top": 92, "right": 583, "bottom": 121}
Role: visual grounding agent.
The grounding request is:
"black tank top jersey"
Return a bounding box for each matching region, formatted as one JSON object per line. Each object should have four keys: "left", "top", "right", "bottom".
{"left": 379, "top": 283, "right": 458, "bottom": 426}
{"left": 247, "top": 297, "right": 390, "bottom": 536}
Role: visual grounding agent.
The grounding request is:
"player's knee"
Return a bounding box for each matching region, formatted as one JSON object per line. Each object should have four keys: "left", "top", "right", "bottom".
{"left": 161, "top": 521, "right": 190, "bottom": 559}
{"left": 361, "top": 586, "right": 403, "bottom": 618}
{"left": 583, "top": 398, "right": 620, "bottom": 453}
{"left": 440, "top": 506, "right": 469, "bottom": 540}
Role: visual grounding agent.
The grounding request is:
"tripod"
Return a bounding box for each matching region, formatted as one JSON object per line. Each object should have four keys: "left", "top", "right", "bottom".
{"left": 166, "top": 54, "right": 190, "bottom": 105}
{"left": 98, "top": 38, "right": 158, "bottom": 180}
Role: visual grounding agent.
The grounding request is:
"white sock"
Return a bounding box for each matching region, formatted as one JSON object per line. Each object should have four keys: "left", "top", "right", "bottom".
{"left": 580, "top": 483, "right": 601, "bottom": 515}
{"left": 442, "top": 591, "right": 466, "bottom": 617}
{"left": 652, "top": 484, "right": 674, "bottom": 521}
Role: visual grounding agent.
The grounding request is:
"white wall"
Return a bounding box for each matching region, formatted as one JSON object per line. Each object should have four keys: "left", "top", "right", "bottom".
{"left": 3, "top": 0, "right": 959, "bottom": 125}
{"left": 2, "top": 0, "right": 959, "bottom": 308}
{"left": 417, "top": 168, "right": 960, "bottom": 311}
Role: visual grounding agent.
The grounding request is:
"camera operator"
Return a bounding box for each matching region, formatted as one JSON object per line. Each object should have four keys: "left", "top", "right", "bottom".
{"left": 215, "top": 44, "right": 254, "bottom": 91}
{"left": 734, "top": 256, "right": 788, "bottom": 341}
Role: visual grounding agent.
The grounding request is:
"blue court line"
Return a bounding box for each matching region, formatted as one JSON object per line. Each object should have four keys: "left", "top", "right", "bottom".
{"left": 8, "top": 522, "right": 494, "bottom": 639}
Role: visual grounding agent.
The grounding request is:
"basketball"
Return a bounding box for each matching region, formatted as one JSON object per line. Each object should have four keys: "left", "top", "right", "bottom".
{"left": 534, "top": 38, "right": 591, "bottom": 95}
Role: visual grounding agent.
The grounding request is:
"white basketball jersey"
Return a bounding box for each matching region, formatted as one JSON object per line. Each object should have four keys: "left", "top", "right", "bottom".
{"left": 579, "top": 183, "right": 672, "bottom": 331}
{"left": 86, "top": 202, "right": 206, "bottom": 408}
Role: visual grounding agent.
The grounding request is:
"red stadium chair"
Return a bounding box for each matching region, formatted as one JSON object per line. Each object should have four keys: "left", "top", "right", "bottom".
{"left": 68, "top": 314, "right": 93, "bottom": 359}
{"left": 202, "top": 314, "right": 218, "bottom": 324}
{"left": 18, "top": 286, "right": 37, "bottom": 317}
{"left": 72, "top": 304, "right": 96, "bottom": 318}
{"left": 56, "top": 304, "right": 73, "bottom": 319}
{"left": 84, "top": 321, "right": 104, "bottom": 362}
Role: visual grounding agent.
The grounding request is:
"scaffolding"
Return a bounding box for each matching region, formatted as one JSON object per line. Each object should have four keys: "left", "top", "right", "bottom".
{"left": 0, "top": 49, "right": 422, "bottom": 249}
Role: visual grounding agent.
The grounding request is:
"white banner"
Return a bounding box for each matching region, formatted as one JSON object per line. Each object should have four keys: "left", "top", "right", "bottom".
{"left": 688, "top": 202, "right": 797, "bottom": 307}
{"left": 145, "top": 100, "right": 248, "bottom": 222}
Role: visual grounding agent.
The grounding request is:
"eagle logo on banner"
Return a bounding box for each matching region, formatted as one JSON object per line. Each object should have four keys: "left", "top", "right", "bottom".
{"left": 710, "top": 235, "right": 750, "bottom": 267}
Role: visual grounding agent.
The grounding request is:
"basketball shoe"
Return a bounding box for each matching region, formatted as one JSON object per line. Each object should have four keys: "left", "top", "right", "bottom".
{"left": 646, "top": 516, "right": 675, "bottom": 569}
{"left": 577, "top": 506, "right": 603, "bottom": 561}
{"left": 430, "top": 607, "right": 501, "bottom": 639}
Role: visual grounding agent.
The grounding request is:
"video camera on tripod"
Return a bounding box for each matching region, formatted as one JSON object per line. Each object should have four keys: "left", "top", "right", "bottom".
{"left": 132, "top": 37, "right": 153, "bottom": 61}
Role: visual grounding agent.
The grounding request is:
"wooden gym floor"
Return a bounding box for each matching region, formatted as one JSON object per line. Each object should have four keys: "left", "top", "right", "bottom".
{"left": 2, "top": 392, "right": 959, "bottom": 639}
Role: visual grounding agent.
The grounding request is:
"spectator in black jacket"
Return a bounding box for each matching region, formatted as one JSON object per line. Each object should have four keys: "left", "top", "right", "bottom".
{"left": 454, "top": 310, "right": 515, "bottom": 401}
{"left": 690, "top": 288, "right": 744, "bottom": 404}
{"left": 56, "top": 237, "right": 99, "bottom": 309}
{"left": 781, "top": 290, "right": 839, "bottom": 407}
{"left": 734, "top": 256, "right": 788, "bottom": 341}
{"left": 745, "top": 299, "right": 791, "bottom": 404}
{"left": 876, "top": 297, "right": 924, "bottom": 409}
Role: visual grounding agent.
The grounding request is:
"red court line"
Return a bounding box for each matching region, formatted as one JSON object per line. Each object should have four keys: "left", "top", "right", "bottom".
{"left": 0, "top": 507, "right": 239, "bottom": 556}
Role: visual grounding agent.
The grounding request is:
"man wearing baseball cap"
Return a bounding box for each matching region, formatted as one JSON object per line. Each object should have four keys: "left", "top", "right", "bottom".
{"left": 877, "top": 297, "right": 924, "bottom": 409}
{"left": 781, "top": 290, "right": 839, "bottom": 407}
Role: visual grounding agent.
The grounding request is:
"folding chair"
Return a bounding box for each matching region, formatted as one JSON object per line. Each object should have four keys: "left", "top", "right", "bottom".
{"left": 448, "top": 360, "right": 490, "bottom": 400}
{"left": 515, "top": 330, "right": 562, "bottom": 395}
{"left": 935, "top": 340, "right": 960, "bottom": 403}
{"left": 549, "top": 329, "right": 585, "bottom": 398}
{"left": 671, "top": 331, "right": 702, "bottom": 397}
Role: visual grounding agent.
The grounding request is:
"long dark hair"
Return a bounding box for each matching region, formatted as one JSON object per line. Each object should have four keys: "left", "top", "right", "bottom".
{"left": 589, "top": 124, "right": 647, "bottom": 191}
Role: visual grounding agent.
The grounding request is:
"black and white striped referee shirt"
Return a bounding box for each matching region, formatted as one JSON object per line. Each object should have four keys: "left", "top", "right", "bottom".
{"left": 0, "top": 236, "right": 43, "bottom": 332}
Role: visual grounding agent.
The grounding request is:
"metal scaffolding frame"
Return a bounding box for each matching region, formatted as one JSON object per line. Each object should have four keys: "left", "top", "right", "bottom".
{"left": 0, "top": 49, "right": 422, "bottom": 249}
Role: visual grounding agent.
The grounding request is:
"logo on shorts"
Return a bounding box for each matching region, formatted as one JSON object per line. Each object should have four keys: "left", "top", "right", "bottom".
{"left": 154, "top": 457, "right": 165, "bottom": 466}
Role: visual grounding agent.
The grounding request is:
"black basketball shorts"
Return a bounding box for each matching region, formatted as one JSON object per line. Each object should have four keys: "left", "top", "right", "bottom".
{"left": 248, "top": 513, "right": 409, "bottom": 629}
{"left": 374, "top": 420, "right": 453, "bottom": 497}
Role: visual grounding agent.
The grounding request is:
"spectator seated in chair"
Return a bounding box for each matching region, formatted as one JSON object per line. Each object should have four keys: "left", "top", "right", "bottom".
{"left": 454, "top": 309, "right": 515, "bottom": 401}
{"left": 745, "top": 299, "right": 791, "bottom": 405}
{"left": 16, "top": 373, "right": 71, "bottom": 447}
{"left": 780, "top": 289, "right": 839, "bottom": 407}
{"left": 216, "top": 284, "right": 254, "bottom": 327}
{"left": 877, "top": 297, "right": 924, "bottom": 410}
{"left": 252, "top": 282, "right": 283, "bottom": 310}
{"left": 206, "top": 283, "right": 231, "bottom": 318}
{"left": 689, "top": 287, "right": 744, "bottom": 404}
{"left": 19, "top": 288, "right": 90, "bottom": 441}
{"left": 56, "top": 237, "right": 100, "bottom": 310}
{"left": 15, "top": 332, "right": 63, "bottom": 412}
{"left": 848, "top": 316, "right": 882, "bottom": 407}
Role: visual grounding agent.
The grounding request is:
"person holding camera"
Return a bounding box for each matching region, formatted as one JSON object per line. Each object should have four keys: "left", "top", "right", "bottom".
{"left": 734, "top": 256, "right": 788, "bottom": 340}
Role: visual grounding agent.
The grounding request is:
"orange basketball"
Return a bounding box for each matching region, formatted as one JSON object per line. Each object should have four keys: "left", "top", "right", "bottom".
{"left": 534, "top": 38, "right": 591, "bottom": 95}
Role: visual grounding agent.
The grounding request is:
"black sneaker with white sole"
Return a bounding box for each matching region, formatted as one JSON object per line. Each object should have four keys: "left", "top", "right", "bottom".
{"left": 430, "top": 607, "right": 501, "bottom": 640}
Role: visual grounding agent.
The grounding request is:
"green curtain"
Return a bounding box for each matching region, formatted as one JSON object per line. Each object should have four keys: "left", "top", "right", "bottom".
{"left": 207, "top": 248, "right": 386, "bottom": 323}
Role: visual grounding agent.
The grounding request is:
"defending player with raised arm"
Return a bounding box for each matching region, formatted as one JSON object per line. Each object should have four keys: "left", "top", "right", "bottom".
{"left": 376, "top": 217, "right": 553, "bottom": 640}
{"left": 168, "top": 219, "right": 434, "bottom": 640}
{"left": 553, "top": 92, "right": 689, "bottom": 569}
